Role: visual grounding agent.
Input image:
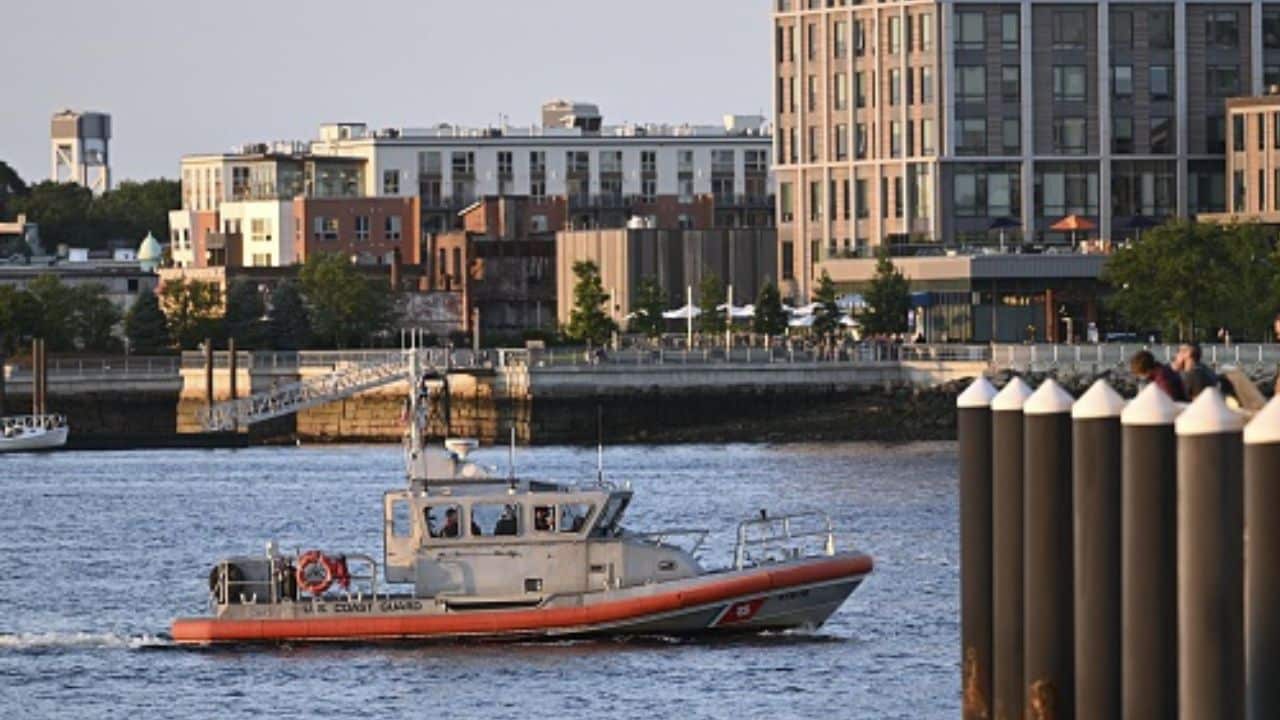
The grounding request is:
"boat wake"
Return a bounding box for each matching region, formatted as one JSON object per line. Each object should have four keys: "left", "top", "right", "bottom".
{"left": 0, "top": 631, "right": 173, "bottom": 652}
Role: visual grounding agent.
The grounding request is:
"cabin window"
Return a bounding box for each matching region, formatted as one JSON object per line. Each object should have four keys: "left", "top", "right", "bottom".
{"left": 425, "top": 504, "right": 464, "bottom": 539}
{"left": 472, "top": 503, "right": 520, "bottom": 537}
{"left": 559, "top": 504, "right": 595, "bottom": 534}
{"left": 533, "top": 505, "right": 557, "bottom": 533}
{"left": 390, "top": 499, "right": 412, "bottom": 538}
{"left": 590, "top": 496, "right": 631, "bottom": 538}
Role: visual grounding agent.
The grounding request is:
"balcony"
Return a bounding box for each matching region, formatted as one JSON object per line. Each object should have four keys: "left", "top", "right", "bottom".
{"left": 714, "top": 194, "right": 776, "bottom": 208}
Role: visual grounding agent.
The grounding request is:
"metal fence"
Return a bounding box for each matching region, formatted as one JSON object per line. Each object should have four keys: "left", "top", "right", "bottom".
{"left": 989, "top": 344, "right": 1280, "bottom": 373}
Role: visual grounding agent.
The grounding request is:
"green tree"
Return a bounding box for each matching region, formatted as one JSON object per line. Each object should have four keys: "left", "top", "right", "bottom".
{"left": 1219, "top": 224, "right": 1280, "bottom": 340}
{"left": 160, "top": 278, "right": 223, "bottom": 350}
{"left": 0, "top": 285, "right": 39, "bottom": 354}
{"left": 224, "top": 279, "right": 268, "bottom": 348}
{"left": 564, "top": 260, "right": 616, "bottom": 346}
{"left": 629, "top": 276, "right": 667, "bottom": 339}
{"left": 125, "top": 291, "right": 171, "bottom": 355}
{"left": 0, "top": 160, "right": 29, "bottom": 219}
{"left": 69, "top": 284, "right": 122, "bottom": 353}
{"left": 24, "top": 274, "right": 78, "bottom": 351}
{"left": 752, "top": 281, "right": 788, "bottom": 336}
{"left": 811, "top": 270, "right": 843, "bottom": 338}
{"left": 10, "top": 182, "right": 95, "bottom": 250}
{"left": 1103, "top": 220, "right": 1238, "bottom": 341}
{"left": 299, "top": 253, "right": 395, "bottom": 348}
{"left": 698, "top": 272, "right": 726, "bottom": 333}
{"left": 267, "top": 281, "right": 311, "bottom": 350}
{"left": 862, "top": 248, "right": 912, "bottom": 336}
{"left": 89, "top": 179, "right": 181, "bottom": 245}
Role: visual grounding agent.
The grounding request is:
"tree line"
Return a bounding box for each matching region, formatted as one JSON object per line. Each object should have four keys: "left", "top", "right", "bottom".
{"left": 0, "top": 253, "right": 397, "bottom": 356}
{"left": 0, "top": 160, "right": 178, "bottom": 254}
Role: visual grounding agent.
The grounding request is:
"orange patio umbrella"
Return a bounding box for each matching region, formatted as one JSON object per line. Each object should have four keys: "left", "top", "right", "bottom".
{"left": 1049, "top": 214, "right": 1096, "bottom": 249}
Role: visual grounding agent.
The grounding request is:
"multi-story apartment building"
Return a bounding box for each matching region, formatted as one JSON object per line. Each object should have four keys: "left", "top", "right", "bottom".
{"left": 1213, "top": 91, "right": 1280, "bottom": 219}
{"left": 169, "top": 102, "right": 774, "bottom": 273}
{"left": 774, "top": 0, "right": 1280, "bottom": 299}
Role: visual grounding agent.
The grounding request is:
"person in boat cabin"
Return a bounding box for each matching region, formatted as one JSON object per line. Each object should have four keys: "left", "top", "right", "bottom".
{"left": 494, "top": 506, "right": 518, "bottom": 536}
{"left": 534, "top": 506, "right": 555, "bottom": 532}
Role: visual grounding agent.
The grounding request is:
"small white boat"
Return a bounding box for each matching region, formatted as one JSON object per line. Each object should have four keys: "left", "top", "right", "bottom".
{"left": 0, "top": 415, "right": 69, "bottom": 452}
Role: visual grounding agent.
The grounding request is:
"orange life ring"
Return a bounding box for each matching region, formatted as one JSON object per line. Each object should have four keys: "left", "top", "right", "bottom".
{"left": 296, "top": 550, "right": 334, "bottom": 596}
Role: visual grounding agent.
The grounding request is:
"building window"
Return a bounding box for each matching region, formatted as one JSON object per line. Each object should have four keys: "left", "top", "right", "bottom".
{"left": 855, "top": 179, "right": 869, "bottom": 218}
{"left": 1232, "top": 115, "right": 1246, "bottom": 152}
{"left": 890, "top": 122, "right": 902, "bottom": 158}
{"left": 1208, "top": 116, "right": 1227, "bottom": 154}
{"left": 1267, "top": 11, "right": 1280, "bottom": 50}
{"left": 1208, "top": 66, "right": 1241, "bottom": 97}
{"left": 567, "top": 151, "right": 590, "bottom": 175}
{"left": 888, "top": 16, "right": 901, "bottom": 53}
{"left": 855, "top": 123, "right": 868, "bottom": 159}
{"left": 835, "top": 72, "right": 848, "bottom": 110}
{"left": 893, "top": 177, "right": 904, "bottom": 218}
{"left": 355, "top": 215, "right": 369, "bottom": 242}
{"left": 1112, "top": 66, "right": 1133, "bottom": 99}
{"left": 957, "top": 118, "right": 987, "bottom": 155}
{"left": 1053, "top": 118, "right": 1087, "bottom": 155}
{"left": 808, "top": 126, "right": 819, "bottom": 162}
{"left": 1267, "top": 66, "right": 1280, "bottom": 89}
{"left": 835, "top": 124, "right": 848, "bottom": 160}
{"left": 1233, "top": 170, "right": 1246, "bottom": 212}
{"left": 809, "top": 181, "right": 823, "bottom": 221}
{"left": 641, "top": 178, "right": 657, "bottom": 203}
{"left": 855, "top": 72, "right": 866, "bottom": 107}
{"left": 922, "top": 118, "right": 935, "bottom": 156}
{"left": 807, "top": 22, "right": 817, "bottom": 61}
{"left": 451, "top": 152, "right": 475, "bottom": 176}
{"left": 1113, "top": 117, "right": 1134, "bottom": 154}
{"left": 1150, "top": 8, "right": 1174, "bottom": 50}
{"left": 1258, "top": 115, "right": 1266, "bottom": 151}
{"left": 1002, "top": 118, "right": 1020, "bottom": 154}
{"left": 889, "top": 68, "right": 901, "bottom": 106}
{"left": 1053, "top": 12, "right": 1086, "bottom": 49}
{"left": 855, "top": 20, "right": 866, "bottom": 56}
{"left": 1151, "top": 117, "right": 1174, "bottom": 154}
{"left": 1150, "top": 66, "right": 1172, "bottom": 100}
{"left": 530, "top": 180, "right": 546, "bottom": 203}
{"left": 497, "top": 151, "right": 513, "bottom": 178}
{"left": 1001, "top": 66, "right": 1020, "bottom": 102}
{"left": 920, "top": 14, "right": 933, "bottom": 51}
{"left": 834, "top": 20, "right": 847, "bottom": 58}
{"left": 779, "top": 182, "right": 794, "bottom": 223}
{"left": 385, "top": 216, "right": 402, "bottom": 241}
{"left": 1110, "top": 10, "right": 1132, "bottom": 48}
{"left": 1207, "top": 10, "right": 1239, "bottom": 49}
{"left": 314, "top": 217, "right": 338, "bottom": 242}
{"left": 1001, "top": 12, "right": 1019, "bottom": 50}
{"left": 529, "top": 151, "right": 546, "bottom": 176}
{"left": 250, "top": 218, "right": 272, "bottom": 243}
{"left": 1274, "top": 113, "right": 1280, "bottom": 150}
{"left": 921, "top": 67, "right": 934, "bottom": 104}
{"left": 382, "top": 170, "right": 399, "bottom": 195}
{"left": 956, "top": 66, "right": 986, "bottom": 103}
{"left": 808, "top": 75, "right": 818, "bottom": 111}
{"left": 1037, "top": 164, "right": 1099, "bottom": 217}
{"left": 955, "top": 12, "right": 984, "bottom": 50}
{"left": 1053, "top": 66, "right": 1087, "bottom": 103}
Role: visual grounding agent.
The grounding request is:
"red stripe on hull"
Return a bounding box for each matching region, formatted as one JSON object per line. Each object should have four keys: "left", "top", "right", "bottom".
{"left": 171, "top": 553, "right": 873, "bottom": 644}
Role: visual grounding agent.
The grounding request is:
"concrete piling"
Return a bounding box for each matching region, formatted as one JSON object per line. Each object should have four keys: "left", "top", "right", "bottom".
{"left": 1071, "top": 380, "right": 1125, "bottom": 720}
{"left": 203, "top": 339, "right": 214, "bottom": 413}
{"left": 32, "top": 338, "right": 46, "bottom": 416}
{"left": 0, "top": 349, "right": 6, "bottom": 416}
{"left": 1245, "top": 396, "right": 1280, "bottom": 720}
{"left": 958, "top": 376, "right": 998, "bottom": 720}
{"left": 1120, "top": 384, "right": 1181, "bottom": 720}
{"left": 1175, "top": 387, "right": 1245, "bottom": 720}
{"left": 991, "top": 376, "right": 1033, "bottom": 720}
{"left": 1023, "top": 379, "right": 1076, "bottom": 720}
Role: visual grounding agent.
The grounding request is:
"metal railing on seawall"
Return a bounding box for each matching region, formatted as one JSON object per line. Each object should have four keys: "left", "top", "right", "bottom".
{"left": 990, "top": 343, "right": 1280, "bottom": 374}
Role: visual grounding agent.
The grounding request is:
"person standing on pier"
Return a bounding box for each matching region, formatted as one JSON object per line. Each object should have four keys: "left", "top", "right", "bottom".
{"left": 1130, "top": 350, "right": 1187, "bottom": 402}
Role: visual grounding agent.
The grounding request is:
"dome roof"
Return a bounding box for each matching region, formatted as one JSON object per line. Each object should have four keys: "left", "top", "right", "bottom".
{"left": 137, "top": 232, "right": 163, "bottom": 260}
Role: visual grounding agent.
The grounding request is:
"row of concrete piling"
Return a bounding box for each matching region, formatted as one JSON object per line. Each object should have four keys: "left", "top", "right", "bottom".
{"left": 958, "top": 376, "right": 1280, "bottom": 720}
{"left": 30, "top": 338, "right": 49, "bottom": 416}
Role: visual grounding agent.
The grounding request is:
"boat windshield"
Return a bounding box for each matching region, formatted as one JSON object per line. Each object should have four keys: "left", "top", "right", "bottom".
{"left": 589, "top": 494, "right": 631, "bottom": 538}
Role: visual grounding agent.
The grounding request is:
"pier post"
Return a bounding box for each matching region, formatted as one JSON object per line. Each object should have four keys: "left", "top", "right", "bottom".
{"left": 1121, "top": 384, "right": 1180, "bottom": 719}
{"left": 0, "top": 349, "right": 6, "bottom": 416}
{"left": 228, "top": 338, "right": 238, "bottom": 431}
{"left": 32, "top": 338, "right": 44, "bottom": 416}
{"left": 958, "top": 377, "right": 998, "bottom": 720}
{"left": 1071, "top": 380, "right": 1125, "bottom": 720}
{"left": 1023, "top": 379, "right": 1075, "bottom": 720}
{"left": 1245, "top": 396, "right": 1280, "bottom": 720}
{"left": 1176, "top": 387, "right": 1244, "bottom": 720}
{"left": 991, "top": 376, "right": 1033, "bottom": 720}
{"left": 203, "top": 338, "right": 213, "bottom": 414}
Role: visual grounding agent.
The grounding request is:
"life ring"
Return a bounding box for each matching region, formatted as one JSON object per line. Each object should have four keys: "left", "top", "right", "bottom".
{"left": 295, "top": 551, "right": 351, "bottom": 596}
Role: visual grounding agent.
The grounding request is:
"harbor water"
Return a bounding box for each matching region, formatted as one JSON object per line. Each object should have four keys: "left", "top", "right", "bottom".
{"left": 0, "top": 443, "right": 959, "bottom": 718}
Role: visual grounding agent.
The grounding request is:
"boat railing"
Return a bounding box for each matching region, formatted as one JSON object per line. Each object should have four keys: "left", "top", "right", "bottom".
{"left": 208, "top": 552, "right": 383, "bottom": 609}
{"left": 733, "top": 511, "right": 837, "bottom": 570}
{"left": 630, "top": 528, "right": 710, "bottom": 559}
{"left": 0, "top": 414, "right": 66, "bottom": 431}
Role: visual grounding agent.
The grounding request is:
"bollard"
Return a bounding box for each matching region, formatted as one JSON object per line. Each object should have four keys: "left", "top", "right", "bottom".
{"left": 1176, "top": 387, "right": 1245, "bottom": 720}
{"left": 1071, "top": 380, "right": 1126, "bottom": 720}
{"left": 1023, "top": 378, "right": 1075, "bottom": 720}
{"left": 958, "top": 376, "right": 998, "bottom": 720}
{"left": 203, "top": 338, "right": 214, "bottom": 413}
{"left": 1121, "top": 384, "right": 1180, "bottom": 720}
{"left": 1245, "top": 396, "right": 1280, "bottom": 720}
{"left": 0, "top": 349, "right": 6, "bottom": 416}
{"left": 991, "top": 376, "right": 1033, "bottom": 720}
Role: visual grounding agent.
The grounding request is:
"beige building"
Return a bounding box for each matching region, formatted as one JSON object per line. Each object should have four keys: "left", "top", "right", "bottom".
{"left": 1212, "top": 92, "right": 1280, "bottom": 219}
{"left": 774, "top": 0, "right": 1280, "bottom": 299}
{"left": 555, "top": 228, "right": 777, "bottom": 327}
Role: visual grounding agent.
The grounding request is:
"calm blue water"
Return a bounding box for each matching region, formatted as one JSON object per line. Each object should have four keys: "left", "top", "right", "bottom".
{"left": 0, "top": 443, "right": 959, "bottom": 718}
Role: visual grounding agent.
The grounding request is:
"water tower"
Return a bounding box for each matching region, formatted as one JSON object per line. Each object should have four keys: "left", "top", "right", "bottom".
{"left": 50, "top": 109, "right": 111, "bottom": 194}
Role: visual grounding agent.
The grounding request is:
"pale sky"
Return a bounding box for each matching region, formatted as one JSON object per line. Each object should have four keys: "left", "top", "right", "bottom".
{"left": 0, "top": 0, "right": 773, "bottom": 184}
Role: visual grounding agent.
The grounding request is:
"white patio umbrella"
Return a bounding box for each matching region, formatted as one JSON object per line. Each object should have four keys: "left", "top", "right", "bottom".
{"left": 662, "top": 304, "right": 702, "bottom": 320}
{"left": 788, "top": 302, "right": 820, "bottom": 316}
{"left": 836, "top": 293, "right": 867, "bottom": 311}
{"left": 717, "top": 302, "right": 756, "bottom": 320}
{"left": 839, "top": 315, "right": 860, "bottom": 327}
{"left": 788, "top": 314, "right": 817, "bottom": 328}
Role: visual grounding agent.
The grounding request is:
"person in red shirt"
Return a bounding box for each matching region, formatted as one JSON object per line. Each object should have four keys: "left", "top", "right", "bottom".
{"left": 1130, "top": 350, "right": 1187, "bottom": 402}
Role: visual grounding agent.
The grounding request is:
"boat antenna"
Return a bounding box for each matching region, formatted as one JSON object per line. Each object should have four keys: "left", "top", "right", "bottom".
{"left": 596, "top": 404, "right": 604, "bottom": 484}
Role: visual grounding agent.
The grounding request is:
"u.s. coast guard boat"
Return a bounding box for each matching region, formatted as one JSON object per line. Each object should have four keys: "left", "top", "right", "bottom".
{"left": 170, "top": 359, "right": 873, "bottom": 646}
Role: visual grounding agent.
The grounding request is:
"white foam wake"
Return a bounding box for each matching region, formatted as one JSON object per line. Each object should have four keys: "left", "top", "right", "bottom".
{"left": 0, "top": 631, "right": 169, "bottom": 650}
